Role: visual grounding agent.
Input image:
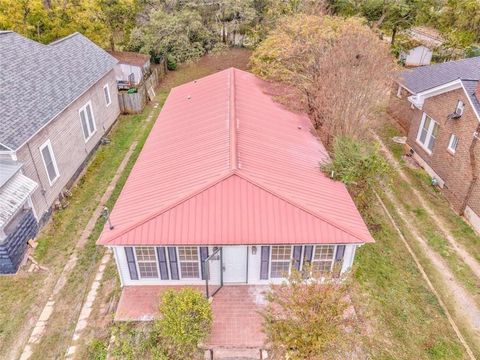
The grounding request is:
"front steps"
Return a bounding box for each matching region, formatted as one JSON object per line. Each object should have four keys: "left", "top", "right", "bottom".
{"left": 204, "top": 347, "right": 268, "bottom": 360}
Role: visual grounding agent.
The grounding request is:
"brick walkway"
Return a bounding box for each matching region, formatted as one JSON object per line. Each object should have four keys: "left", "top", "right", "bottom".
{"left": 116, "top": 285, "right": 268, "bottom": 348}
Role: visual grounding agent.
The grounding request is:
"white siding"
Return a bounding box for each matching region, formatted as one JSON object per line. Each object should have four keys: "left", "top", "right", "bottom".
{"left": 114, "top": 244, "right": 359, "bottom": 287}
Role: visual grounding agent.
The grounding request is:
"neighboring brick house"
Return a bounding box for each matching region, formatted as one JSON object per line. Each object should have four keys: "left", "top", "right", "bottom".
{"left": 0, "top": 31, "right": 120, "bottom": 273}
{"left": 392, "top": 57, "right": 480, "bottom": 232}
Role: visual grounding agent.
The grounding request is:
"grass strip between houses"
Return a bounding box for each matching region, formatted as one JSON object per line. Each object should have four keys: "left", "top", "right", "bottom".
{"left": 352, "top": 198, "right": 470, "bottom": 359}
{"left": 22, "top": 50, "right": 253, "bottom": 359}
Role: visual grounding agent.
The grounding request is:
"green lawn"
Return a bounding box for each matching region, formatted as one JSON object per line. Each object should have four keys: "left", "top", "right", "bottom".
{"left": 2, "top": 49, "right": 472, "bottom": 359}
{"left": 377, "top": 123, "right": 480, "bottom": 302}
{"left": 353, "top": 201, "right": 468, "bottom": 359}
{"left": 25, "top": 49, "right": 252, "bottom": 359}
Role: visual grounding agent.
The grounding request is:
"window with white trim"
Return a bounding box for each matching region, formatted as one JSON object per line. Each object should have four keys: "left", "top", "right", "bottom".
{"left": 103, "top": 84, "right": 111, "bottom": 106}
{"left": 135, "top": 247, "right": 159, "bottom": 278}
{"left": 311, "top": 245, "right": 335, "bottom": 275}
{"left": 455, "top": 100, "right": 464, "bottom": 116}
{"left": 448, "top": 134, "right": 459, "bottom": 153}
{"left": 39, "top": 140, "right": 59, "bottom": 185}
{"left": 270, "top": 245, "right": 292, "bottom": 278}
{"left": 178, "top": 247, "right": 200, "bottom": 278}
{"left": 417, "top": 113, "right": 439, "bottom": 153}
{"left": 79, "top": 101, "right": 96, "bottom": 141}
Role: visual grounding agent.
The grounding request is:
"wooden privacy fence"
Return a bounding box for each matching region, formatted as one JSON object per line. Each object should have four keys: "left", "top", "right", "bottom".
{"left": 118, "top": 60, "right": 167, "bottom": 114}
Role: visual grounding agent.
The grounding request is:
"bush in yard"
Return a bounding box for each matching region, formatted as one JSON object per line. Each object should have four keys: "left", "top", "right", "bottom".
{"left": 86, "top": 338, "right": 108, "bottom": 360}
{"left": 167, "top": 55, "right": 177, "bottom": 71}
{"left": 262, "top": 270, "right": 355, "bottom": 360}
{"left": 153, "top": 288, "right": 213, "bottom": 360}
{"left": 322, "top": 137, "right": 390, "bottom": 211}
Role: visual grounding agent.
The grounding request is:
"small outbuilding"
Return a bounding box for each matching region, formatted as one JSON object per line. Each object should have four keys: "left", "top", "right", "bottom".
{"left": 109, "top": 51, "right": 151, "bottom": 87}
{"left": 399, "top": 27, "right": 445, "bottom": 67}
{"left": 400, "top": 45, "right": 433, "bottom": 67}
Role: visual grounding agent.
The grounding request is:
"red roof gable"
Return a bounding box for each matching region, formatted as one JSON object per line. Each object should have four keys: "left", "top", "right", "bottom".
{"left": 98, "top": 68, "right": 374, "bottom": 246}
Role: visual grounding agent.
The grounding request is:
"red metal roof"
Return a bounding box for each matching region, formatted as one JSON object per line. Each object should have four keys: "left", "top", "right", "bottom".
{"left": 98, "top": 68, "right": 374, "bottom": 246}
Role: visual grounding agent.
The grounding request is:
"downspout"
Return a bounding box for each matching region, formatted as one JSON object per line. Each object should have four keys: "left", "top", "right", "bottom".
{"left": 460, "top": 122, "right": 480, "bottom": 215}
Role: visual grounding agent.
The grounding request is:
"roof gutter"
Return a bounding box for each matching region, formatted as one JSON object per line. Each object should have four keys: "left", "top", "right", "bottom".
{"left": 407, "top": 79, "right": 463, "bottom": 110}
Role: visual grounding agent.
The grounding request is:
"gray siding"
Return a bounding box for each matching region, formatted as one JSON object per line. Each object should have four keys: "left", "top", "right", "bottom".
{"left": 15, "top": 70, "right": 120, "bottom": 218}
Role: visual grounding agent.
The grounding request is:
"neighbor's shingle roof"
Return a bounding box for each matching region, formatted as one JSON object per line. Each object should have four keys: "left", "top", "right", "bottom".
{"left": 462, "top": 79, "right": 480, "bottom": 117}
{"left": 399, "top": 56, "right": 480, "bottom": 93}
{"left": 98, "top": 68, "right": 374, "bottom": 246}
{"left": 0, "top": 31, "right": 118, "bottom": 151}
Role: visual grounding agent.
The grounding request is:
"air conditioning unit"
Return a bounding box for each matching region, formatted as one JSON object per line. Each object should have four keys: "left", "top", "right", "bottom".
{"left": 449, "top": 100, "right": 464, "bottom": 119}
{"left": 449, "top": 110, "right": 462, "bottom": 119}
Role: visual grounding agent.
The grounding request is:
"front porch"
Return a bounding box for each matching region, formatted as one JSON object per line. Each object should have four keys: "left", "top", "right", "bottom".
{"left": 115, "top": 285, "right": 268, "bottom": 348}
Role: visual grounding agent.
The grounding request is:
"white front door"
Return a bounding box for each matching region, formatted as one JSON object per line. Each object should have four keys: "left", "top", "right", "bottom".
{"left": 222, "top": 246, "right": 248, "bottom": 283}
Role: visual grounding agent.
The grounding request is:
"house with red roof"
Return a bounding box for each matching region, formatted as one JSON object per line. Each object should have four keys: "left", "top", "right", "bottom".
{"left": 97, "top": 68, "right": 374, "bottom": 320}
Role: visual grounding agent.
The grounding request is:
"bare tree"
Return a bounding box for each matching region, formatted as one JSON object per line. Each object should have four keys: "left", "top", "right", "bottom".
{"left": 251, "top": 15, "right": 395, "bottom": 147}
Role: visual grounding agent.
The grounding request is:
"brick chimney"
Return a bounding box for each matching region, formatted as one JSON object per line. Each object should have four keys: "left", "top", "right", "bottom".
{"left": 476, "top": 81, "right": 480, "bottom": 101}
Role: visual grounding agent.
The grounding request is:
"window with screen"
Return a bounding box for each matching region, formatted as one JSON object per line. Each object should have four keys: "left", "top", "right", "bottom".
{"left": 447, "top": 134, "right": 459, "bottom": 153}
{"left": 417, "top": 113, "right": 439, "bottom": 153}
{"left": 40, "top": 140, "right": 59, "bottom": 185}
{"left": 270, "top": 245, "right": 292, "bottom": 278}
{"left": 311, "top": 245, "right": 335, "bottom": 275}
{"left": 103, "top": 84, "right": 111, "bottom": 106}
{"left": 79, "top": 102, "right": 96, "bottom": 141}
{"left": 178, "top": 247, "right": 200, "bottom": 278}
{"left": 135, "top": 247, "right": 159, "bottom": 278}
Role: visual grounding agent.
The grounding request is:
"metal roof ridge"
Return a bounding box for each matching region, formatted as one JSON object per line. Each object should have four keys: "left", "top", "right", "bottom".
{"left": 229, "top": 68, "right": 238, "bottom": 170}
{"left": 234, "top": 171, "right": 373, "bottom": 243}
{"left": 98, "top": 170, "right": 237, "bottom": 244}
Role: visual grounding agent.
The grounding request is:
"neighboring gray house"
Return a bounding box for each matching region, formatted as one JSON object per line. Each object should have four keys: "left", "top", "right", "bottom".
{"left": 0, "top": 31, "right": 120, "bottom": 273}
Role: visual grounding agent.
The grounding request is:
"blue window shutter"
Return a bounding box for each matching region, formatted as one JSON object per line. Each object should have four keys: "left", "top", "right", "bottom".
{"left": 168, "top": 247, "right": 179, "bottom": 280}
{"left": 292, "top": 246, "right": 302, "bottom": 270}
{"left": 335, "top": 245, "right": 346, "bottom": 262}
{"left": 200, "top": 247, "right": 209, "bottom": 280}
{"left": 260, "top": 246, "right": 270, "bottom": 280}
{"left": 303, "top": 245, "right": 313, "bottom": 268}
{"left": 124, "top": 247, "right": 138, "bottom": 280}
{"left": 156, "top": 247, "right": 169, "bottom": 280}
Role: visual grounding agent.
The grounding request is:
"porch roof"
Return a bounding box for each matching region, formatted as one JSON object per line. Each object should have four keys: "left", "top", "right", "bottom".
{"left": 0, "top": 170, "right": 38, "bottom": 229}
{"left": 98, "top": 68, "right": 374, "bottom": 246}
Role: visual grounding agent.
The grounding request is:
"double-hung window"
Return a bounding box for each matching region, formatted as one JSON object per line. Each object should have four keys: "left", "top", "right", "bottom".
{"left": 448, "top": 134, "right": 459, "bottom": 153}
{"left": 270, "top": 245, "right": 292, "bottom": 278}
{"left": 39, "top": 139, "right": 60, "bottom": 185}
{"left": 311, "top": 245, "right": 335, "bottom": 275}
{"left": 103, "top": 84, "right": 111, "bottom": 106}
{"left": 135, "top": 247, "right": 158, "bottom": 278}
{"left": 417, "top": 113, "right": 439, "bottom": 153}
{"left": 178, "top": 247, "right": 200, "bottom": 278}
{"left": 79, "top": 101, "right": 96, "bottom": 141}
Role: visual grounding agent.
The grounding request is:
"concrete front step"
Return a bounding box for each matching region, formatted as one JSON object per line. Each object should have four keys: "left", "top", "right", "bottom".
{"left": 205, "top": 348, "right": 268, "bottom": 360}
